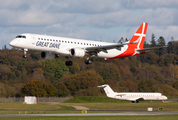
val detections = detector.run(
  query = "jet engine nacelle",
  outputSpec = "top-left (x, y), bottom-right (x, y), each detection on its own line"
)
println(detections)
top-left (70, 48), bottom-right (85, 57)
top-left (41, 52), bottom-right (56, 60)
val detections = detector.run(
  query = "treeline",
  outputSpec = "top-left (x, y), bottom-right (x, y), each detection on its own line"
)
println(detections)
top-left (1, 34), bottom-right (178, 97)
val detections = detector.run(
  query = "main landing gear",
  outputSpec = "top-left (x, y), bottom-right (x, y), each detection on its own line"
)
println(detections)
top-left (85, 58), bottom-right (93, 64)
top-left (65, 57), bottom-right (73, 66)
top-left (65, 60), bottom-right (73, 66)
top-left (65, 57), bottom-right (93, 66)
top-left (132, 100), bottom-right (139, 103)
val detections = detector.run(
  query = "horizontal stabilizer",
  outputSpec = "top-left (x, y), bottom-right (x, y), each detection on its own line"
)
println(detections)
top-left (136, 46), bottom-right (167, 53)
top-left (98, 84), bottom-right (116, 98)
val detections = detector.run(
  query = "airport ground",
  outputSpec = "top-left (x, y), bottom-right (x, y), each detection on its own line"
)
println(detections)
top-left (0, 98), bottom-right (178, 119)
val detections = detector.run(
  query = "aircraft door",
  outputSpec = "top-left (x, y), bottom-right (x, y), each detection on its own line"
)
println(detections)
top-left (31, 34), bottom-right (36, 44)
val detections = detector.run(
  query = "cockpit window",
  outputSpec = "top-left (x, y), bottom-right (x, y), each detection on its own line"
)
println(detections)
top-left (16, 35), bottom-right (26, 38)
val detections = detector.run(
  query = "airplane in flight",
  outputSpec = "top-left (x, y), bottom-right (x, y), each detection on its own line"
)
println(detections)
top-left (98, 84), bottom-right (167, 103)
top-left (9, 22), bottom-right (165, 66)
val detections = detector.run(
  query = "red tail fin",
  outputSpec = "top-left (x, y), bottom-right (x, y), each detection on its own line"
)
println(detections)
top-left (129, 22), bottom-right (148, 49)
top-left (106, 23), bottom-right (148, 60)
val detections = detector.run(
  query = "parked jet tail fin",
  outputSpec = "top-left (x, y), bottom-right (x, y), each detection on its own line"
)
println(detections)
top-left (98, 84), bottom-right (116, 98)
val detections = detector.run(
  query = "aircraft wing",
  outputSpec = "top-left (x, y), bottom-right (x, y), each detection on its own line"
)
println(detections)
top-left (116, 94), bottom-right (126, 97)
top-left (85, 42), bottom-right (137, 53)
top-left (136, 46), bottom-right (167, 53)
top-left (127, 97), bottom-right (142, 101)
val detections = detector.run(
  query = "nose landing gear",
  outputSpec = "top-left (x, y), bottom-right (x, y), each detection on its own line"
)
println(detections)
top-left (23, 49), bottom-right (28, 58)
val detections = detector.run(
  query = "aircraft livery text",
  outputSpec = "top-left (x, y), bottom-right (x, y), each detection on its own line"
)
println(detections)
top-left (36, 41), bottom-right (60, 49)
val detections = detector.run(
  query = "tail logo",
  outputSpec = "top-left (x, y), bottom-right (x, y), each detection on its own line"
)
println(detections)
top-left (107, 22), bottom-right (148, 59)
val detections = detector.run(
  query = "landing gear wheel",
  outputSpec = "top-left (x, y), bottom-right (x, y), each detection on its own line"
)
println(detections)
top-left (65, 60), bottom-right (73, 66)
top-left (85, 58), bottom-right (93, 64)
top-left (23, 55), bottom-right (26, 58)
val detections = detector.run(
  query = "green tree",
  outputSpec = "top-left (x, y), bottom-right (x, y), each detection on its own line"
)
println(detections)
top-left (120, 80), bottom-right (138, 92)
top-left (63, 70), bottom-right (104, 96)
top-left (68, 62), bottom-right (80, 74)
top-left (30, 52), bottom-right (40, 61)
top-left (44, 59), bottom-right (69, 80)
top-left (173, 81), bottom-right (178, 91)
top-left (139, 52), bottom-right (159, 64)
top-left (53, 82), bottom-right (70, 97)
top-left (167, 37), bottom-right (176, 54)
top-left (21, 79), bottom-right (57, 97)
top-left (164, 54), bottom-right (175, 66)
top-left (138, 80), bottom-right (157, 92)
top-left (150, 33), bottom-right (157, 47)
top-left (0, 82), bottom-right (6, 97)
top-left (0, 65), bottom-right (11, 81)
top-left (156, 36), bottom-right (166, 56)
top-left (88, 62), bottom-right (121, 81)
top-left (160, 84), bottom-right (178, 96)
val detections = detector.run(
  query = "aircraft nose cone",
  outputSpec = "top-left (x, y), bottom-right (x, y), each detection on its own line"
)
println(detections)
top-left (9, 40), bottom-right (17, 47)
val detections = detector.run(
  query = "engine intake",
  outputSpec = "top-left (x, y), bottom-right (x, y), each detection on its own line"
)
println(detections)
top-left (70, 48), bottom-right (85, 57)
top-left (41, 52), bottom-right (56, 60)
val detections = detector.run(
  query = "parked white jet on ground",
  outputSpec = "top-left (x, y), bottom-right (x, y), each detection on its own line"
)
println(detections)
top-left (9, 23), bottom-right (165, 66)
top-left (98, 84), bottom-right (167, 103)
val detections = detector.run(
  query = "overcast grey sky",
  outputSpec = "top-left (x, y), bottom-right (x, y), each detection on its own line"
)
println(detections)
top-left (1, 0), bottom-right (178, 48)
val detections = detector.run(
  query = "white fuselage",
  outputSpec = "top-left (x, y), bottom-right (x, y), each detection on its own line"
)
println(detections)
top-left (98, 84), bottom-right (167, 102)
top-left (10, 33), bottom-right (128, 58)
top-left (112, 92), bottom-right (167, 101)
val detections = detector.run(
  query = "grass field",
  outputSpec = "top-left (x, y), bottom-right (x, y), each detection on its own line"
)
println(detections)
top-left (0, 96), bottom-right (177, 119)
top-left (0, 101), bottom-right (177, 114)
top-left (1, 115), bottom-right (178, 120)
top-left (0, 102), bottom-right (178, 113)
